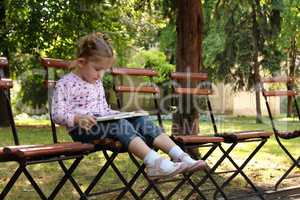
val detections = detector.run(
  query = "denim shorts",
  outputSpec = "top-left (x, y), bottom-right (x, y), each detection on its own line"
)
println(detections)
top-left (69, 116), bottom-right (162, 150)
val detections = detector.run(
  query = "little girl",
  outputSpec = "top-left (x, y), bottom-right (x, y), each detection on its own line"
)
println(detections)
top-left (52, 32), bottom-right (206, 178)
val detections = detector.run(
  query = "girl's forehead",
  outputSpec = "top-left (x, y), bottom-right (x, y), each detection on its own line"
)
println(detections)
top-left (90, 56), bottom-right (115, 68)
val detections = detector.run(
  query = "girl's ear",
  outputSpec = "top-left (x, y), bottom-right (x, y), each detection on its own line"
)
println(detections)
top-left (77, 58), bottom-right (87, 67)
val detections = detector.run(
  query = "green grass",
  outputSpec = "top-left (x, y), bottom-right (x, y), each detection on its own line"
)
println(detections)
top-left (0, 116), bottom-right (299, 199)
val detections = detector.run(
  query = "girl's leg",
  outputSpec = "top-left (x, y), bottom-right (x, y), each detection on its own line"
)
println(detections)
top-left (153, 133), bottom-right (177, 153)
top-left (70, 117), bottom-right (187, 176)
top-left (154, 134), bottom-right (207, 172)
top-left (127, 117), bottom-right (207, 172)
top-left (128, 137), bottom-right (151, 159)
top-left (97, 118), bottom-right (187, 176)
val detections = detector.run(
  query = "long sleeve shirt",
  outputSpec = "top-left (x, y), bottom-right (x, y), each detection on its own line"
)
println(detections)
top-left (51, 72), bottom-right (117, 128)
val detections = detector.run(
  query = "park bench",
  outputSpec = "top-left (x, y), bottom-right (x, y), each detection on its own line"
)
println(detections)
top-left (261, 76), bottom-right (300, 191)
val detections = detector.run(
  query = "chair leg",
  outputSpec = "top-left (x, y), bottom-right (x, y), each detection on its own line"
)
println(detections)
top-left (204, 168), bottom-right (228, 200)
top-left (57, 160), bottom-right (87, 199)
top-left (121, 153), bottom-right (166, 200)
top-left (275, 157), bottom-right (300, 191)
top-left (22, 165), bottom-right (48, 200)
top-left (213, 141), bottom-right (266, 200)
top-left (102, 151), bottom-right (140, 199)
top-left (84, 151), bottom-right (119, 197)
top-left (166, 144), bottom-right (221, 200)
top-left (184, 144), bottom-right (236, 200)
top-left (48, 157), bottom-right (83, 200)
top-left (0, 166), bottom-right (23, 199)
top-left (183, 173), bottom-right (208, 200)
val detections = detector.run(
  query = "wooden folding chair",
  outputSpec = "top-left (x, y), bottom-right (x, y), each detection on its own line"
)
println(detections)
top-left (41, 58), bottom-right (141, 200)
top-left (169, 72), bottom-right (271, 200)
top-left (261, 76), bottom-right (300, 190)
top-left (110, 68), bottom-right (227, 200)
top-left (168, 72), bottom-right (230, 200)
top-left (0, 58), bottom-right (94, 200)
top-left (110, 67), bottom-right (170, 200)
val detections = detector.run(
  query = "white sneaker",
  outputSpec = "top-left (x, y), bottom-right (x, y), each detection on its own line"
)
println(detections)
top-left (146, 158), bottom-right (187, 179)
top-left (176, 153), bottom-right (208, 173)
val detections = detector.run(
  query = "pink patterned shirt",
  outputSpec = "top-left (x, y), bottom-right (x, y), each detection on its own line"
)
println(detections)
top-left (51, 72), bottom-right (117, 128)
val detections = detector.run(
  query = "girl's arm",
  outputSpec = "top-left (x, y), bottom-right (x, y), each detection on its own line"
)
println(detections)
top-left (51, 83), bottom-right (76, 127)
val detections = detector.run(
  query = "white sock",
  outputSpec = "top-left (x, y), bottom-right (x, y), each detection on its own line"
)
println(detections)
top-left (144, 150), bottom-right (175, 172)
top-left (169, 145), bottom-right (197, 165)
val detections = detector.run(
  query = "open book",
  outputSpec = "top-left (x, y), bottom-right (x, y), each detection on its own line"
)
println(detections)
top-left (95, 111), bottom-right (149, 122)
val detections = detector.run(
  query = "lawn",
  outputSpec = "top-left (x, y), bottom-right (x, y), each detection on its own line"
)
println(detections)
top-left (0, 116), bottom-right (299, 199)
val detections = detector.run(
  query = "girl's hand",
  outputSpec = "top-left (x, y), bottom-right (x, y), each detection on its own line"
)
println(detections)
top-left (74, 114), bottom-right (97, 131)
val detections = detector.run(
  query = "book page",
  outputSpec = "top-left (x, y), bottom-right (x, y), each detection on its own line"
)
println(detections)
top-left (96, 111), bottom-right (149, 122)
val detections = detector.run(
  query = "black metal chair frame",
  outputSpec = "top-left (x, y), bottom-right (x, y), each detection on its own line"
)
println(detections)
top-left (168, 72), bottom-right (234, 200)
top-left (42, 58), bottom-right (144, 200)
top-left (110, 68), bottom-right (227, 200)
top-left (169, 72), bottom-right (270, 200)
top-left (0, 57), bottom-right (93, 200)
top-left (261, 76), bottom-right (300, 191)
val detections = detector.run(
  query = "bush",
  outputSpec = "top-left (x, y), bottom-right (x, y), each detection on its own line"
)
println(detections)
top-left (127, 49), bottom-right (175, 85)
top-left (9, 53), bottom-right (48, 114)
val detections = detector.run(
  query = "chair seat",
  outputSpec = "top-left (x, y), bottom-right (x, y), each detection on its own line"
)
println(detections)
top-left (218, 130), bottom-right (272, 143)
top-left (0, 145), bottom-right (40, 162)
top-left (3, 142), bottom-right (94, 160)
top-left (92, 138), bottom-right (125, 152)
top-left (277, 130), bottom-right (300, 139)
top-left (172, 135), bottom-right (224, 145)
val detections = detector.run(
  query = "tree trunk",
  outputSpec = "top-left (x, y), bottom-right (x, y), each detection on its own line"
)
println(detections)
top-left (172, 0), bottom-right (203, 158)
top-left (254, 56), bottom-right (262, 123)
top-left (251, 0), bottom-right (262, 124)
top-left (0, 0), bottom-right (10, 127)
top-left (287, 35), bottom-right (296, 117)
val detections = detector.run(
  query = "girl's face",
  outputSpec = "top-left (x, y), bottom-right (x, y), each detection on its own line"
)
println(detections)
top-left (76, 57), bottom-right (114, 84)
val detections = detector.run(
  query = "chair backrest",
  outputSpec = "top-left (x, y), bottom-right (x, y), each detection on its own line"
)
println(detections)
top-left (261, 76), bottom-right (299, 134)
top-left (40, 57), bottom-right (70, 143)
top-left (170, 72), bottom-right (217, 134)
top-left (0, 57), bottom-right (19, 145)
top-left (110, 67), bottom-right (163, 128)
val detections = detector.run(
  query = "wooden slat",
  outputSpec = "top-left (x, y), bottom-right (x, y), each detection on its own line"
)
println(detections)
top-left (277, 130), bottom-right (300, 139)
top-left (111, 67), bottom-right (158, 77)
top-left (3, 142), bottom-right (94, 159)
top-left (92, 138), bottom-right (123, 150)
top-left (115, 85), bottom-right (160, 94)
top-left (0, 57), bottom-right (8, 68)
top-left (263, 90), bottom-right (297, 97)
top-left (0, 79), bottom-right (13, 89)
top-left (173, 135), bottom-right (224, 144)
top-left (43, 80), bottom-right (57, 88)
top-left (219, 130), bottom-right (272, 142)
top-left (262, 76), bottom-right (294, 83)
top-left (174, 88), bottom-right (212, 95)
top-left (41, 58), bottom-right (70, 69)
top-left (171, 72), bottom-right (208, 81)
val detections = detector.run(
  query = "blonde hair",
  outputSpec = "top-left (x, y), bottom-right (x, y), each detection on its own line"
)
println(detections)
top-left (76, 32), bottom-right (114, 59)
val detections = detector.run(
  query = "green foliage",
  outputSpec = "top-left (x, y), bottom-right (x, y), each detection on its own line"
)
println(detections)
top-left (0, 0), bottom-right (169, 110)
top-left (212, 0), bottom-right (284, 90)
top-left (159, 24), bottom-right (176, 64)
top-left (127, 50), bottom-right (175, 85)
